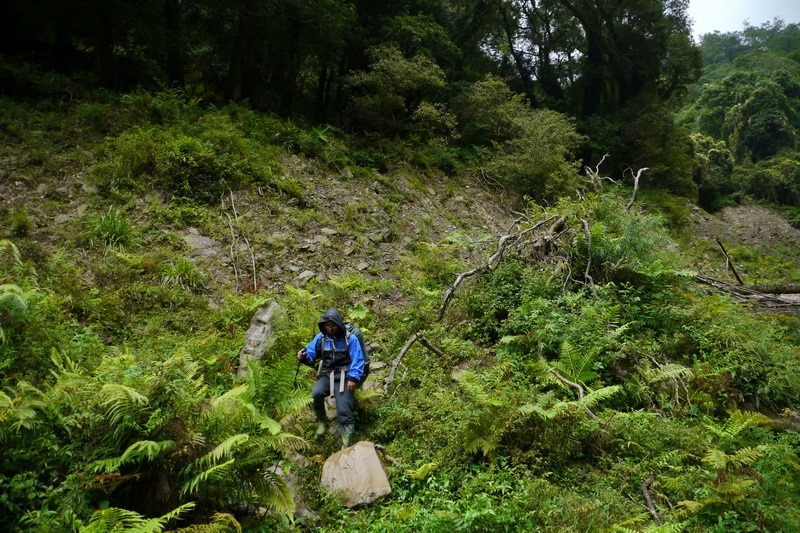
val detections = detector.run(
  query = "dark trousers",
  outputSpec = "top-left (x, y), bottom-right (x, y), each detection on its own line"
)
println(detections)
top-left (311, 370), bottom-right (355, 427)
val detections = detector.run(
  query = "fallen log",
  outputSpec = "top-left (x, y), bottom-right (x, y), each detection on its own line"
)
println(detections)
top-left (695, 274), bottom-right (800, 312)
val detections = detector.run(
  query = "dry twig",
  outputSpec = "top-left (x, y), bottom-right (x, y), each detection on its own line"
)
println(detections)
top-left (641, 474), bottom-right (663, 525)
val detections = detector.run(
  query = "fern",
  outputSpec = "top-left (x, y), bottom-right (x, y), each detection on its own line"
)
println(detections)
top-left (703, 410), bottom-right (772, 442)
top-left (0, 283), bottom-right (29, 343)
top-left (205, 433), bottom-right (250, 465)
top-left (519, 390), bottom-right (561, 420)
top-left (576, 384), bottom-right (621, 409)
top-left (101, 383), bottom-right (149, 425)
top-left (703, 445), bottom-right (769, 470)
top-left (171, 513), bottom-right (241, 533)
top-left (641, 363), bottom-right (693, 384)
top-left (0, 381), bottom-right (47, 437)
top-left (89, 439), bottom-right (176, 473)
top-left (251, 467), bottom-right (295, 517)
top-left (407, 462), bottom-right (439, 480)
top-left (81, 502), bottom-right (196, 533)
top-left (181, 459), bottom-right (236, 496)
top-left (552, 339), bottom-right (598, 384)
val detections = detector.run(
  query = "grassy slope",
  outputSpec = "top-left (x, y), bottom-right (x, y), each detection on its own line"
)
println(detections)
top-left (2, 92), bottom-right (800, 531)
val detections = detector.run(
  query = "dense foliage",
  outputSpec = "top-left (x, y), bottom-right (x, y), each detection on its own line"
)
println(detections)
top-left (1, 5), bottom-right (800, 533)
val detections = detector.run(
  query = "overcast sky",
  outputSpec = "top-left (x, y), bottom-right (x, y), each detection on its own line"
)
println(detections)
top-left (688, 0), bottom-right (800, 39)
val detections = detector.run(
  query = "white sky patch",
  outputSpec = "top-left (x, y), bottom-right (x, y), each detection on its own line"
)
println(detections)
top-left (688, 0), bottom-right (800, 39)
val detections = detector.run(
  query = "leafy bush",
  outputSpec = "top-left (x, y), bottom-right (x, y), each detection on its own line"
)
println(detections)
top-left (344, 45), bottom-right (446, 136)
top-left (455, 76), bottom-right (583, 201)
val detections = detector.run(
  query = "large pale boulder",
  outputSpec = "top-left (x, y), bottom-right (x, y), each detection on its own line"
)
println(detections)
top-left (237, 301), bottom-right (280, 377)
top-left (320, 441), bottom-right (391, 507)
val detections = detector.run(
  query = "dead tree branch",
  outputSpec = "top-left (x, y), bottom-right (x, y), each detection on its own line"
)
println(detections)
top-left (581, 218), bottom-right (595, 289)
top-left (714, 237), bottom-right (744, 285)
top-left (384, 333), bottom-right (445, 394)
top-left (417, 334), bottom-right (446, 358)
top-left (584, 154), bottom-right (615, 193)
top-left (437, 215), bottom-right (559, 321)
top-left (547, 368), bottom-right (598, 420)
top-left (750, 283), bottom-right (800, 294)
top-left (696, 274), bottom-right (800, 312)
top-left (641, 474), bottom-right (663, 525)
top-left (625, 167), bottom-right (648, 211)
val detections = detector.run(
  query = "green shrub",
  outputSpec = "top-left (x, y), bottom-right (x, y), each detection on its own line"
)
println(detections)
top-left (80, 208), bottom-right (135, 251)
top-left (159, 257), bottom-right (207, 292)
top-left (90, 110), bottom-right (291, 203)
top-left (456, 76), bottom-right (583, 201)
top-left (344, 45), bottom-right (446, 137)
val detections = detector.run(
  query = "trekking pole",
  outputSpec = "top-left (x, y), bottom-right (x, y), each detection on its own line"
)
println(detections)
top-left (293, 360), bottom-right (301, 387)
top-left (293, 348), bottom-right (306, 387)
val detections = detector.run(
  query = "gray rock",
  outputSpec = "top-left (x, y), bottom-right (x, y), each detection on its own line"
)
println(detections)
top-left (237, 301), bottom-right (281, 378)
top-left (184, 230), bottom-right (222, 258)
top-left (320, 441), bottom-right (391, 507)
top-left (298, 270), bottom-right (316, 283)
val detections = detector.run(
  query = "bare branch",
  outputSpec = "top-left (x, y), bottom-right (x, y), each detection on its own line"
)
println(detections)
top-left (547, 368), bottom-right (598, 420)
top-left (714, 237), bottom-right (744, 285)
top-left (581, 218), bottom-right (595, 290)
top-left (384, 333), bottom-right (420, 395)
top-left (641, 475), bottom-right (663, 525)
top-left (625, 167), bottom-right (648, 211)
top-left (584, 154), bottom-right (617, 192)
top-left (696, 274), bottom-right (800, 313)
top-left (437, 215), bottom-right (562, 321)
top-left (384, 333), bottom-right (448, 395)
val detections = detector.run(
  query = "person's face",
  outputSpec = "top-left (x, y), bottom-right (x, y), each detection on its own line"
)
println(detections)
top-left (324, 321), bottom-right (340, 335)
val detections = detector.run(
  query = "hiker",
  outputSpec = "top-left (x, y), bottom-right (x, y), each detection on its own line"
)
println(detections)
top-left (297, 307), bottom-right (365, 448)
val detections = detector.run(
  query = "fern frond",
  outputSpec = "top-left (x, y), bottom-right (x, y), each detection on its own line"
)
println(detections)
top-left (121, 439), bottom-right (175, 463)
top-left (729, 445), bottom-right (769, 467)
top-left (642, 363), bottom-right (693, 384)
top-left (210, 385), bottom-right (248, 409)
top-left (83, 507), bottom-right (146, 532)
top-left (554, 340), bottom-right (597, 383)
top-left (407, 462), bottom-right (439, 480)
top-left (273, 389), bottom-right (313, 417)
top-left (704, 410), bottom-right (772, 441)
top-left (653, 449), bottom-right (690, 468)
top-left (519, 391), bottom-right (563, 420)
top-left (181, 459), bottom-right (236, 496)
top-left (0, 390), bottom-right (13, 414)
top-left (101, 384), bottom-right (149, 426)
top-left (672, 499), bottom-right (711, 520)
top-left (354, 387), bottom-right (383, 401)
top-left (172, 513), bottom-right (241, 533)
top-left (577, 385), bottom-right (621, 409)
top-left (0, 381), bottom-right (47, 434)
top-left (239, 402), bottom-right (282, 435)
top-left (206, 433), bottom-right (250, 465)
top-left (713, 478), bottom-right (759, 499)
top-left (702, 448), bottom-right (729, 470)
top-left (89, 439), bottom-right (175, 473)
top-left (248, 432), bottom-right (307, 453)
top-left (252, 468), bottom-right (295, 517)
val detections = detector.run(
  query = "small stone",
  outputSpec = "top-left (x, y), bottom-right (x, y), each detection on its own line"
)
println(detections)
top-left (298, 270), bottom-right (316, 283)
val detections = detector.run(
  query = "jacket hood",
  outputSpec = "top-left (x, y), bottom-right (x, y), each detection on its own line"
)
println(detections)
top-left (318, 307), bottom-right (346, 335)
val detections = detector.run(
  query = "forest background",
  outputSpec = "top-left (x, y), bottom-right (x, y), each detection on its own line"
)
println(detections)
top-left (2, 1), bottom-right (800, 531)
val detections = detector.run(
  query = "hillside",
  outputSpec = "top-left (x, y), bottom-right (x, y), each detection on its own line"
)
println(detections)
top-left (2, 94), bottom-right (800, 532)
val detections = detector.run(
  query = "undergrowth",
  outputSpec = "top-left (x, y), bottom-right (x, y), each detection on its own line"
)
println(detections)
top-left (1, 91), bottom-right (799, 532)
